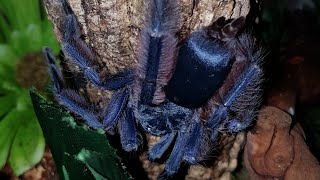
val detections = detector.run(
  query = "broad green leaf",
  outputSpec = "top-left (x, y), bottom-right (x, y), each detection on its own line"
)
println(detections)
top-left (24, 24), bottom-right (42, 52)
top-left (9, 31), bottom-right (25, 57)
top-left (0, 15), bottom-right (11, 42)
top-left (30, 90), bottom-right (132, 180)
top-left (0, 63), bottom-right (16, 88)
top-left (0, 44), bottom-right (18, 66)
top-left (0, 94), bottom-right (17, 117)
top-left (63, 153), bottom-right (97, 180)
top-left (76, 149), bottom-right (130, 180)
top-left (0, 92), bottom-right (44, 175)
top-left (0, 0), bottom-right (59, 177)
top-left (0, 81), bottom-right (20, 94)
top-left (0, 109), bottom-right (23, 169)
top-left (41, 20), bottom-right (60, 54)
top-left (0, 0), bottom-right (41, 31)
top-left (8, 115), bottom-right (45, 176)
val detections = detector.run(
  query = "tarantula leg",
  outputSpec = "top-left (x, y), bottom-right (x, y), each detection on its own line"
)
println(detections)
top-left (207, 106), bottom-right (227, 129)
top-left (62, 14), bottom-right (133, 90)
top-left (207, 106), bottom-right (228, 141)
top-left (148, 132), bottom-right (176, 160)
top-left (227, 111), bottom-right (255, 132)
top-left (183, 120), bottom-right (207, 164)
top-left (103, 89), bottom-right (129, 134)
top-left (56, 90), bottom-right (103, 129)
top-left (117, 107), bottom-right (139, 151)
top-left (223, 63), bottom-right (262, 108)
top-left (164, 131), bottom-right (189, 176)
top-left (101, 69), bottom-right (134, 90)
top-left (43, 47), bottom-right (64, 93)
top-left (222, 41), bottom-right (264, 132)
top-left (43, 47), bottom-right (103, 129)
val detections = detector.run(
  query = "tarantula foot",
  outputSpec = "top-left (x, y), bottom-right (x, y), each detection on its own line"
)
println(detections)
top-left (227, 119), bottom-right (245, 132)
top-left (118, 107), bottom-right (140, 152)
top-left (122, 142), bottom-right (139, 152)
top-left (183, 155), bottom-right (197, 164)
top-left (183, 121), bottom-right (204, 164)
top-left (104, 126), bottom-right (115, 135)
top-left (148, 133), bottom-right (176, 160)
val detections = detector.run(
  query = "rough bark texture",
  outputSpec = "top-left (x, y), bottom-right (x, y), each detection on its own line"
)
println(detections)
top-left (43, 0), bottom-right (251, 179)
top-left (43, 0), bottom-right (250, 74)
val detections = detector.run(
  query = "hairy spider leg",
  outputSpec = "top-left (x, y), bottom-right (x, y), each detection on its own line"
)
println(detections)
top-left (43, 47), bottom-right (103, 129)
top-left (117, 107), bottom-right (140, 151)
top-left (183, 118), bottom-right (208, 164)
top-left (207, 106), bottom-right (228, 141)
top-left (135, 0), bottom-right (179, 105)
top-left (102, 88), bottom-right (129, 134)
top-left (148, 132), bottom-right (177, 160)
top-left (223, 33), bottom-right (264, 132)
top-left (62, 14), bottom-right (134, 90)
top-left (227, 111), bottom-right (255, 132)
top-left (207, 34), bottom-right (264, 133)
top-left (224, 63), bottom-right (263, 132)
top-left (164, 130), bottom-right (189, 176)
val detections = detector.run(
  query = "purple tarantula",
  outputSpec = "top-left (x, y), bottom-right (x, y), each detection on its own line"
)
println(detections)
top-left (43, 0), bottom-right (264, 177)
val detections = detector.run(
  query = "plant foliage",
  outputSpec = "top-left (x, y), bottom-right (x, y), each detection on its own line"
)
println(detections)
top-left (0, 0), bottom-right (59, 175)
top-left (30, 91), bottom-right (132, 180)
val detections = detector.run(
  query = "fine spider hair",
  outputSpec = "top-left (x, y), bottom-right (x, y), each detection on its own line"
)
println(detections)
top-left (43, 0), bottom-right (265, 178)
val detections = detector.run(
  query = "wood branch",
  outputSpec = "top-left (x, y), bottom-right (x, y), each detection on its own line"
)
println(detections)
top-left (244, 106), bottom-right (320, 180)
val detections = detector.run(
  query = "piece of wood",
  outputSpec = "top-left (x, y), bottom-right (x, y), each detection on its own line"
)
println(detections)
top-left (244, 106), bottom-right (320, 180)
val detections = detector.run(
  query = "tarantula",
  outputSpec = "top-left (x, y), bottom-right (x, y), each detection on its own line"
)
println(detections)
top-left (43, 0), bottom-right (264, 177)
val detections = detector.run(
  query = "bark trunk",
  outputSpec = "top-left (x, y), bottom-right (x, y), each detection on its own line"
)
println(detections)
top-left (43, 0), bottom-right (250, 73)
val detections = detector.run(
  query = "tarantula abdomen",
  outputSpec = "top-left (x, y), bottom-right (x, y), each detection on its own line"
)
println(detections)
top-left (165, 17), bottom-right (246, 108)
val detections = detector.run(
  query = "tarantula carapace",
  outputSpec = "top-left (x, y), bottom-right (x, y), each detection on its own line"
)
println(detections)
top-left (43, 0), bottom-right (264, 177)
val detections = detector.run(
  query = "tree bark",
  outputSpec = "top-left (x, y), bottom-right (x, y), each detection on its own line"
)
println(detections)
top-left (43, 0), bottom-right (250, 73)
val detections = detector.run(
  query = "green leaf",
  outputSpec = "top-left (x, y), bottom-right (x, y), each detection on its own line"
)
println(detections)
top-left (0, 44), bottom-right (18, 67)
top-left (0, 15), bottom-right (11, 42)
top-left (76, 149), bottom-right (128, 180)
top-left (30, 90), bottom-right (132, 180)
top-left (0, 109), bottom-right (23, 169)
top-left (63, 153), bottom-right (97, 180)
top-left (8, 115), bottom-right (45, 176)
top-left (24, 24), bottom-right (42, 53)
top-left (41, 20), bottom-right (60, 54)
top-left (0, 92), bottom-right (45, 175)
top-left (0, 94), bottom-right (17, 118)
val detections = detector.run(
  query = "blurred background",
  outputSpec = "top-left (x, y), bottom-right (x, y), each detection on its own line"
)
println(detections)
top-left (0, 0), bottom-right (319, 179)
top-left (0, 0), bottom-right (59, 179)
